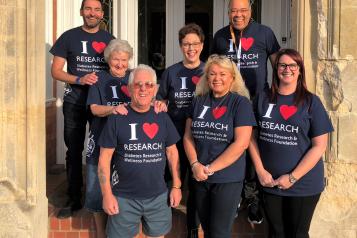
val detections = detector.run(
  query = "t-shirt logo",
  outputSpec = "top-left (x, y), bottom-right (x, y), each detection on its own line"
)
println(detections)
top-left (212, 106), bottom-right (227, 119)
top-left (92, 41), bottom-right (107, 53)
top-left (121, 85), bottom-right (130, 97)
top-left (143, 123), bottom-right (159, 139)
top-left (192, 76), bottom-right (200, 85)
top-left (280, 105), bottom-right (297, 120)
top-left (241, 37), bottom-right (254, 51)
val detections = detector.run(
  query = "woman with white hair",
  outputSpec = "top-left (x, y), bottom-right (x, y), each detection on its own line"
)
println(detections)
top-left (183, 54), bottom-right (256, 237)
top-left (85, 38), bottom-right (133, 238)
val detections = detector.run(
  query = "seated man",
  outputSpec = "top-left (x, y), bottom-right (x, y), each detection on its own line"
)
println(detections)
top-left (98, 64), bottom-right (182, 238)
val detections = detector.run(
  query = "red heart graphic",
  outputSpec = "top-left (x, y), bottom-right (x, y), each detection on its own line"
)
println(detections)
top-left (92, 41), bottom-right (106, 53)
top-left (192, 76), bottom-right (200, 85)
top-left (121, 85), bottom-right (130, 97)
top-left (241, 37), bottom-right (254, 51)
top-left (212, 106), bottom-right (227, 119)
top-left (143, 123), bottom-right (159, 139)
top-left (280, 105), bottom-right (297, 120)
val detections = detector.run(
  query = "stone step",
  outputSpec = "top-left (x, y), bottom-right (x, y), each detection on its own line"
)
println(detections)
top-left (48, 203), bottom-right (265, 238)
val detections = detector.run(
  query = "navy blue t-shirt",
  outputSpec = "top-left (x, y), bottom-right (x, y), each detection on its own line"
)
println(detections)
top-left (157, 61), bottom-right (205, 135)
top-left (86, 70), bottom-right (131, 165)
top-left (98, 107), bottom-right (180, 199)
top-left (211, 21), bottom-right (280, 98)
top-left (188, 92), bottom-right (256, 183)
top-left (50, 27), bottom-right (115, 105)
top-left (254, 91), bottom-right (333, 196)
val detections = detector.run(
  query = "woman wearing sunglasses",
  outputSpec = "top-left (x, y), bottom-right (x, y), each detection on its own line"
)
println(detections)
top-left (249, 48), bottom-right (333, 238)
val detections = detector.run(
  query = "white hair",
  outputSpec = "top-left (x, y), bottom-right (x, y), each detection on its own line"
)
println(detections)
top-left (128, 64), bottom-right (157, 86)
top-left (104, 39), bottom-right (133, 62)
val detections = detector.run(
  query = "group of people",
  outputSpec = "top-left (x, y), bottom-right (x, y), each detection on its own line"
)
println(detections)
top-left (50, 0), bottom-right (333, 238)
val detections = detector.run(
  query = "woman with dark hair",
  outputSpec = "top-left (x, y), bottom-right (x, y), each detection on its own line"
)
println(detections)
top-left (249, 48), bottom-right (333, 238)
top-left (156, 23), bottom-right (205, 238)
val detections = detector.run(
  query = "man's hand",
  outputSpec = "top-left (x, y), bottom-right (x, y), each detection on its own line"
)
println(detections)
top-left (170, 188), bottom-right (182, 208)
top-left (79, 72), bottom-right (98, 85)
top-left (102, 193), bottom-right (119, 215)
top-left (113, 104), bottom-right (128, 115)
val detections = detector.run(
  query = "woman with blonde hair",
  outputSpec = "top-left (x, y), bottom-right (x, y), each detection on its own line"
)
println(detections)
top-left (184, 54), bottom-right (256, 237)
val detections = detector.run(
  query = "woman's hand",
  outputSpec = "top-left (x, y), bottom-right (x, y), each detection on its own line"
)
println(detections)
top-left (153, 100), bottom-right (168, 113)
top-left (192, 162), bottom-right (208, 181)
top-left (102, 193), bottom-right (119, 215)
top-left (274, 174), bottom-right (293, 190)
top-left (256, 168), bottom-right (276, 187)
top-left (113, 104), bottom-right (128, 115)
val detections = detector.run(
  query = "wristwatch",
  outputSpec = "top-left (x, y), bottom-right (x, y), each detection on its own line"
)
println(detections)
top-left (289, 173), bottom-right (297, 184)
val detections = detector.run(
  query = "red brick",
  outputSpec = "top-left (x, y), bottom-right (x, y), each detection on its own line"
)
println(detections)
top-left (71, 217), bottom-right (82, 230)
top-left (81, 217), bottom-right (92, 229)
top-left (67, 232), bottom-right (80, 238)
top-left (48, 231), bottom-right (53, 238)
top-left (50, 217), bottom-right (60, 230)
top-left (79, 231), bottom-right (96, 238)
top-left (53, 231), bottom-right (66, 238)
top-left (60, 218), bottom-right (71, 230)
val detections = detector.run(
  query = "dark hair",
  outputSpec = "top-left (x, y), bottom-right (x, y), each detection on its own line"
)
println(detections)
top-left (178, 23), bottom-right (205, 45)
top-left (228, 0), bottom-right (254, 9)
top-left (270, 48), bottom-right (312, 106)
top-left (80, 0), bottom-right (103, 10)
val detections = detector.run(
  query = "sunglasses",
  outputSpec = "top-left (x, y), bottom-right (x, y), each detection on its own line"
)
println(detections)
top-left (133, 81), bottom-right (156, 89)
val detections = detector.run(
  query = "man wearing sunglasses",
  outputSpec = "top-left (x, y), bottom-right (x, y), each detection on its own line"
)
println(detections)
top-left (211, 0), bottom-right (280, 225)
top-left (97, 64), bottom-right (182, 238)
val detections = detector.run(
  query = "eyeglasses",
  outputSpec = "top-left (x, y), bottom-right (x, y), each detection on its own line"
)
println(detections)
top-left (133, 81), bottom-right (155, 89)
top-left (277, 63), bottom-right (299, 71)
top-left (181, 42), bottom-right (202, 49)
top-left (229, 8), bottom-right (250, 14)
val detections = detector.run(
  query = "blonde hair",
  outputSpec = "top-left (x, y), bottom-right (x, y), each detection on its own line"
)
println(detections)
top-left (195, 54), bottom-right (250, 99)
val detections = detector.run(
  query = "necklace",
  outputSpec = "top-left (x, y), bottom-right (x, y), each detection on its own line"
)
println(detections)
top-left (211, 92), bottom-right (230, 109)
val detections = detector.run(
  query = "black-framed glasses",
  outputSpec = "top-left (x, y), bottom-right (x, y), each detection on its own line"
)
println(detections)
top-left (133, 81), bottom-right (155, 89)
top-left (277, 63), bottom-right (299, 71)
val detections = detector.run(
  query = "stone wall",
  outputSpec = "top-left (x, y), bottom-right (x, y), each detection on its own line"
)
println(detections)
top-left (294, 1), bottom-right (357, 237)
top-left (0, 0), bottom-right (47, 237)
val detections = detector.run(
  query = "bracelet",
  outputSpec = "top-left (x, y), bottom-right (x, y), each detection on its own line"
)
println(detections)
top-left (190, 160), bottom-right (199, 170)
top-left (75, 76), bottom-right (81, 85)
top-left (205, 164), bottom-right (214, 176)
top-left (172, 186), bottom-right (181, 189)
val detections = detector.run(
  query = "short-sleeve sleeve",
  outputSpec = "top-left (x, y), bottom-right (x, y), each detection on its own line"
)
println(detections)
top-left (309, 95), bottom-right (334, 137)
top-left (233, 97), bottom-right (257, 127)
top-left (87, 83), bottom-right (101, 106)
top-left (49, 33), bottom-right (69, 58)
top-left (265, 27), bottom-right (280, 56)
top-left (98, 115), bottom-right (118, 148)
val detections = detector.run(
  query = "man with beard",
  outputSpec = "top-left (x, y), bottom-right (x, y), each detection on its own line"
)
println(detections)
top-left (50, 0), bottom-right (115, 219)
top-left (211, 0), bottom-right (280, 225)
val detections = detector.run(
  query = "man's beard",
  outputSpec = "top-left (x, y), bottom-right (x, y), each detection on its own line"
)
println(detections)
top-left (83, 16), bottom-right (102, 29)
